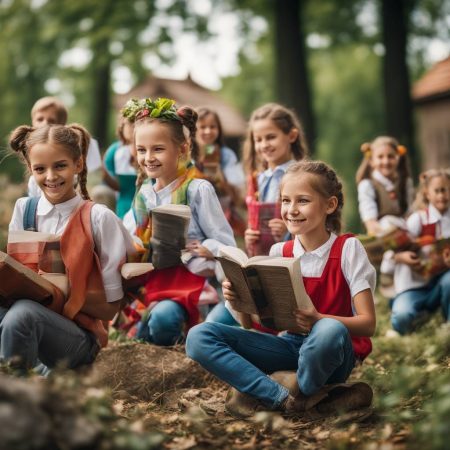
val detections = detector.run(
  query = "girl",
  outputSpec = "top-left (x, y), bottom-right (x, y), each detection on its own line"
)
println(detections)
top-left (356, 136), bottom-right (414, 288)
top-left (243, 103), bottom-right (308, 257)
top-left (195, 107), bottom-right (246, 226)
top-left (102, 114), bottom-right (137, 218)
top-left (122, 98), bottom-right (236, 346)
top-left (187, 161), bottom-right (376, 415)
top-left (391, 169), bottom-right (450, 334)
top-left (1, 123), bottom-right (135, 372)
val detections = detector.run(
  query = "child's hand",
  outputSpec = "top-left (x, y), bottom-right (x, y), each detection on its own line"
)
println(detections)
top-left (186, 240), bottom-right (214, 260)
top-left (245, 228), bottom-right (260, 246)
top-left (443, 248), bottom-right (450, 268)
top-left (365, 219), bottom-right (382, 236)
top-left (268, 218), bottom-right (288, 242)
top-left (395, 251), bottom-right (421, 268)
top-left (222, 279), bottom-right (238, 304)
top-left (294, 307), bottom-right (322, 333)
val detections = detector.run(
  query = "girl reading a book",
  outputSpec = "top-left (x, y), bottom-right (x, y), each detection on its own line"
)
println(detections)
top-left (356, 136), bottom-right (414, 290)
top-left (243, 103), bottom-right (308, 258)
top-left (391, 168), bottom-right (450, 334)
top-left (121, 98), bottom-right (236, 346)
top-left (195, 107), bottom-right (246, 234)
top-left (187, 160), bottom-right (376, 416)
top-left (1, 123), bottom-right (134, 372)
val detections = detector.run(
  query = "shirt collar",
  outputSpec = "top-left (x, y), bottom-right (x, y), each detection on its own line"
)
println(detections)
top-left (36, 194), bottom-right (82, 217)
top-left (262, 159), bottom-right (295, 178)
top-left (293, 233), bottom-right (337, 258)
top-left (428, 203), bottom-right (444, 222)
top-left (372, 170), bottom-right (395, 191)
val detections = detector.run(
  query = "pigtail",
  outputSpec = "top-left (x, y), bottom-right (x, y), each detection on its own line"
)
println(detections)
top-left (68, 123), bottom-right (91, 201)
top-left (9, 125), bottom-right (35, 165)
top-left (242, 127), bottom-right (259, 175)
top-left (355, 143), bottom-right (372, 184)
top-left (177, 106), bottom-right (199, 162)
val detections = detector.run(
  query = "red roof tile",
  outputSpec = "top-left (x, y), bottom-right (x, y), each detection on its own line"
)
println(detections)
top-left (413, 56), bottom-right (450, 101)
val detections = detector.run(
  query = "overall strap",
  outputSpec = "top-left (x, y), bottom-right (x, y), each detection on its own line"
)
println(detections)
top-left (282, 240), bottom-right (295, 257)
top-left (329, 233), bottom-right (354, 259)
top-left (23, 197), bottom-right (40, 231)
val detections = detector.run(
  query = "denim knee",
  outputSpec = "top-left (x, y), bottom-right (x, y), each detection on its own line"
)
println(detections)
top-left (310, 318), bottom-right (348, 353)
top-left (186, 322), bottom-right (218, 362)
top-left (391, 295), bottom-right (415, 335)
top-left (148, 303), bottom-right (185, 346)
top-left (0, 300), bottom-right (38, 334)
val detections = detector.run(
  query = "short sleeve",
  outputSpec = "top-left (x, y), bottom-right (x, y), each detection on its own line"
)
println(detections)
top-left (8, 197), bottom-right (28, 232)
top-left (406, 211), bottom-right (422, 238)
top-left (341, 237), bottom-right (377, 298)
top-left (86, 138), bottom-right (102, 172)
top-left (269, 242), bottom-right (284, 257)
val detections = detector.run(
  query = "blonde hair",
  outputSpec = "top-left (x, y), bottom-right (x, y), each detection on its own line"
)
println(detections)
top-left (31, 97), bottom-right (68, 124)
top-left (413, 168), bottom-right (450, 211)
top-left (281, 160), bottom-right (344, 234)
top-left (356, 136), bottom-right (411, 215)
top-left (9, 124), bottom-right (91, 200)
top-left (243, 103), bottom-right (308, 175)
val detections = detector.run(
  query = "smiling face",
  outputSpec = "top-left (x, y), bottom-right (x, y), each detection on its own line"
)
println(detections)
top-left (135, 121), bottom-right (186, 189)
top-left (426, 175), bottom-right (450, 213)
top-left (252, 118), bottom-right (297, 170)
top-left (281, 173), bottom-right (337, 242)
top-left (28, 142), bottom-right (83, 204)
top-left (196, 113), bottom-right (220, 147)
top-left (369, 144), bottom-right (399, 180)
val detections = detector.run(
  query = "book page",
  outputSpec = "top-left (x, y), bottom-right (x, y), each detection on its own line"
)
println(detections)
top-left (121, 263), bottom-right (154, 280)
top-left (218, 246), bottom-right (249, 266)
top-left (152, 204), bottom-right (191, 219)
top-left (216, 257), bottom-right (258, 315)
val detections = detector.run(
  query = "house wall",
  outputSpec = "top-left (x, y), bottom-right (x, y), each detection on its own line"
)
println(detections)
top-left (415, 98), bottom-right (450, 170)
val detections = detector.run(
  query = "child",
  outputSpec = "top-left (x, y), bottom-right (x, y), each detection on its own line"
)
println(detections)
top-left (27, 96), bottom-right (103, 197)
top-left (1, 123), bottom-right (135, 372)
top-left (121, 98), bottom-right (236, 346)
top-left (356, 136), bottom-right (414, 288)
top-left (391, 169), bottom-right (450, 334)
top-left (187, 160), bottom-right (376, 416)
top-left (243, 103), bottom-right (308, 257)
top-left (195, 107), bottom-right (246, 232)
top-left (102, 114), bottom-right (137, 218)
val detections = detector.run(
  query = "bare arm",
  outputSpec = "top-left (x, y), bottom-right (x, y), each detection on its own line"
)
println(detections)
top-left (295, 288), bottom-right (376, 337)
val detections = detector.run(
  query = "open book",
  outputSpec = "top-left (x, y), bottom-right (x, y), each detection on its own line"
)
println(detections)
top-left (217, 246), bottom-right (313, 332)
top-left (150, 204), bottom-right (191, 269)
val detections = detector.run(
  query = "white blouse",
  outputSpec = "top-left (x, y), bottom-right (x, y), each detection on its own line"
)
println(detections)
top-left (257, 160), bottom-right (295, 203)
top-left (394, 204), bottom-right (450, 295)
top-left (9, 194), bottom-right (135, 303)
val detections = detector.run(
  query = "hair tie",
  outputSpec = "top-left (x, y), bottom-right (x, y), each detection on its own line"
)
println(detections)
top-left (360, 143), bottom-right (371, 158)
top-left (397, 145), bottom-right (407, 156)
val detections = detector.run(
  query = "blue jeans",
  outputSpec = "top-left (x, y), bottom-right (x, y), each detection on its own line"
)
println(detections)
top-left (137, 299), bottom-right (188, 346)
top-left (186, 318), bottom-right (355, 409)
top-left (205, 301), bottom-right (239, 326)
top-left (391, 270), bottom-right (450, 335)
top-left (0, 300), bottom-right (99, 371)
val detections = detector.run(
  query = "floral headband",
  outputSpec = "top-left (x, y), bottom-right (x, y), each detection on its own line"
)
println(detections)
top-left (121, 97), bottom-right (180, 122)
top-left (360, 142), bottom-right (407, 158)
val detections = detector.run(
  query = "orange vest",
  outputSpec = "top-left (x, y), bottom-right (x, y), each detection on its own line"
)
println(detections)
top-left (7, 201), bottom-right (109, 347)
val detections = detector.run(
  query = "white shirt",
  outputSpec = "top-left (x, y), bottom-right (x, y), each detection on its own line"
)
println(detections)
top-left (27, 138), bottom-right (103, 197)
top-left (9, 194), bottom-right (136, 303)
top-left (258, 160), bottom-right (295, 203)
top-left (357, 170), bottom-right (414, 222)
top-left (394, 204), bottom-right (450, 294)
top-left (123, 177), bottom-right (236, 256)
top-left (225, 233), bottom-right (376, 322)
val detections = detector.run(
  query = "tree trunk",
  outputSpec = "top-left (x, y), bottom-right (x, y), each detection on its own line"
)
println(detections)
top-left (273, 0), bottom-right (316, 154)
top-left (381, 0), bottom-right (416, 169)
top-left (91, 54), bottom-right (111, 151)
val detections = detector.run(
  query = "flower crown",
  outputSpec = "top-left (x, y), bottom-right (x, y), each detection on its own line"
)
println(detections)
top-left (121, 97), bottom-right (179, 122)
top-left (360, 142), bottom-right (407, 158)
